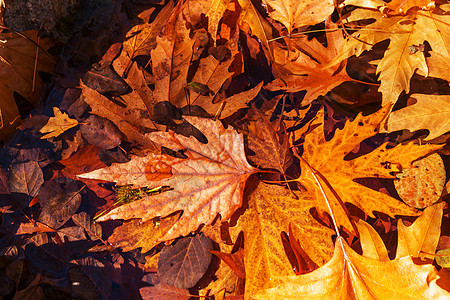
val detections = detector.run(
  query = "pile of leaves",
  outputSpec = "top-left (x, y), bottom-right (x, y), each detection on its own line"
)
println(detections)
top-left (0, 0), bottom-right (449, 298)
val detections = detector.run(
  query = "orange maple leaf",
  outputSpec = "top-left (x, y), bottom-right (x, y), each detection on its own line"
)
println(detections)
top-left (78, 117), bottom-right (257, 240)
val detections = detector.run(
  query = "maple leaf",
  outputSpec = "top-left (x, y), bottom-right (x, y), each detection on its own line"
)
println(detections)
top-left (262, 0), bottom-right (334, 34)
top-left (328, 3), bottom-right (450, 105)
top-left (256, 238), bottom-right (449, 299)
top-left (39, 107), bottom-right (78, 139)
top-left (0, 30), bottom-right (55, 141)
top-left (78, 117), bottom-right (257, 240)
top-left (385, 94), bottom-right (450, 141)
top-left (266, 20), bottom-right (352, 105)
top-left (229, 182), bottom-right (334, 297)
top-left (255, 204), bottom-right (448, 299)
top-left (385, 0), bottom-right (435, 15)
top-left (298, 105), bottom-right (441, 231)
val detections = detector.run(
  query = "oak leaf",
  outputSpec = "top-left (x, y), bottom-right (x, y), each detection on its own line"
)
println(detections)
top-left (327, 4), bottom-right (450, 105)
top-left (385, 94), bottom-right (450, 141)
top-left (298, 105), bottom-right (441, 232)
top-left (78, 117), bottom-right (257, 240)
top-left (39, 107), bottom-right (78, 139)
top-left (262, 0), bottom-right (334, 34)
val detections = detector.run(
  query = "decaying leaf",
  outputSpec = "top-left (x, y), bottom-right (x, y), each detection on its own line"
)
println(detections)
top-left (394, 153), bottom-right (445, 209)
top-left (78, 117), bottom-right (257, 240)
top-left (158, 234), bottom-right (213, 289)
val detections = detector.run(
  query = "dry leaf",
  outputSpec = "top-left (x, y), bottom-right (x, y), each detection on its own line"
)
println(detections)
top-left (327, 4), bottom-right (450, 105)
top-left (262, 0), bottom-right (334, 34)
top-left (396, 202), bottom-right (444, 260)
top-left (266, 20), bottom-right (351, 105)
top-left (298, 106), bottom-right (441, 232)
top-left (39, 107), bottom-right (78, 139)
top-left (0, 30), bottom-right (55, 140)
top-left (394, 153), bottom-right (445, 209)
top-left (385, 94), bottom-right (450, 141)
top-left (254, 236), bottom-right (449, 299)
top-left (229, 182), bottom-right (334, 297)
top-left (78, 117), bottom-right (257, 240)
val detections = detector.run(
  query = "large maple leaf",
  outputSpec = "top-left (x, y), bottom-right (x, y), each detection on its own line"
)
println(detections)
top-left (78, 117), bottom-right (257, 241)
top-left (328, 3), bottom-right (450, 105)
top-left (298, 105), bottom-right (441, 231)
top-left (229, 182), bottom-right (334, 298)
top-left (254, 236), bottom-right (449, 299)
top-left (252, 188), bottom-right (448, 299)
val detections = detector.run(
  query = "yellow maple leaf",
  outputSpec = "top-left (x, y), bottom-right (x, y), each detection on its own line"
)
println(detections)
top-left (328, 3), bottom-right (450, 105)
top-left (298, 105), bottom-right (441, 232)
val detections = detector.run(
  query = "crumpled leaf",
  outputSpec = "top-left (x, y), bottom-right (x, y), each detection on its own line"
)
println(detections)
top-left (385, 94), bottom-right (450, 141)
top-left (298, 105), bottom-right (441, 232)
top-left (255, 236), bottom-right (449, 299)
top-left (158, 234), bottom-right (213, 289)
top-left (394, 153), bottom-right (445, 209)
top-left (78, 117), bottom-right (257, 240)
top-left (39, 107), bottom-right (78, 139)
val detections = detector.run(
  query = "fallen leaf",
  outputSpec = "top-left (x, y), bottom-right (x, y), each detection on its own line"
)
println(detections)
top-left (140, 282), bottom-right (191, 300)
top-left (262, 0), bottom-right (334, 34)
top-left (211, 248), bottom-right (246, 279)
top-left (0, 30), bottom-right (55, 141)
top-left (327, 4), bottom-right (450, 105)
top-left (39, 107), bottom-right (78, 139)
top-left (266, 20), bottom-right (351, 105)
top-left (254, 236), bottom-right (449, 299)
top-left (78, 117), bottom-right (257, 240)
top-left (8, 161), bottom-right (43, 197)
top-left (355, 219), bottom-right (390, 261)
top-left (298, 106), bottom-right (440, 232)
top-left (385, 94), bottom-right (450, 141)
top-left (385, 0), bottom-right (435, 14)
top-left (229, 182), bottom-right (334, 297)
top-left (394, 153), bottom-right (445, 208)
top-left (396, 202), bottom-right (444, 260)
top-left (436, 249), bottom-right (450, 269)
top-left (158, 234), bottom-right (213, 289)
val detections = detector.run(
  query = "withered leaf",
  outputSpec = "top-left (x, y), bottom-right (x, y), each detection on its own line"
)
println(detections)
top-left (158, 234), bottom-right (213, 289)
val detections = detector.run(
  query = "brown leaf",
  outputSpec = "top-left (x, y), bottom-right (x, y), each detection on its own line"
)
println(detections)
top-left (158, 234), bottom-right (214, 289)
top-left (0, 30), bottom-right (55, 141)
top-left (78, 117), bottom-right (257, 240)
top-left (140, 282), bottom-right (191, 300)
